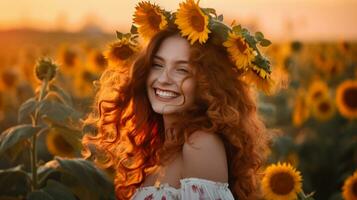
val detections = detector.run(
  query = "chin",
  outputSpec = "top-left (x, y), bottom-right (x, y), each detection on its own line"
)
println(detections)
top-left (151, 103), bottom-right (183, 115)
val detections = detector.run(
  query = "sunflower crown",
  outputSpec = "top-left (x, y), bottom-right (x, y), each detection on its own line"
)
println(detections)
top-left (107, 0), bottom-right (275, 94)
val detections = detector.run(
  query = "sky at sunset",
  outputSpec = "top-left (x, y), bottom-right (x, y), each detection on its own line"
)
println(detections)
top-left (1, 0), bottom-right (357, 41)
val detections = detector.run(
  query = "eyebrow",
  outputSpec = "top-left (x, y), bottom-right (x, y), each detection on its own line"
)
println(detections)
top-left (153, 55), bottom-right (189, 65)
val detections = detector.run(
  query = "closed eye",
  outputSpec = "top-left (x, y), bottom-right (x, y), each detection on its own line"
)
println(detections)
top-left (152, 63), bottom-right (163, 68)
top-left (177, 68), bottom-right (189, 73)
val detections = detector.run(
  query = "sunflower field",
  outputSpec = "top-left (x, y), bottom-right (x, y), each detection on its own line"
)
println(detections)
top-left (0, 28), bottom-right (356, 200)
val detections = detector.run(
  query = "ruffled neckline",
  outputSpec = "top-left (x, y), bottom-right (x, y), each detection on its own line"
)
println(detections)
top-left (136, 177), bottom-right (229, 193)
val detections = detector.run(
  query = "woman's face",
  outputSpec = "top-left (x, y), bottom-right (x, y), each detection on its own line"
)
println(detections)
top-left (146, 35), bottom-right (196, 115)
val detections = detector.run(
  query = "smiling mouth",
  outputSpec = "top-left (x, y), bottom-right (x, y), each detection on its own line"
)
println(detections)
top-left (154, 88), bottom-right (180, 99)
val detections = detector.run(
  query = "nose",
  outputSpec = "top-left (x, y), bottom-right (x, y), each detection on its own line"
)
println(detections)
top-left (157, 68), bottom-right (173, 84)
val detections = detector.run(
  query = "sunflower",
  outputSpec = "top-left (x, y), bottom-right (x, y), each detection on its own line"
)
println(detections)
top-left (311, 96), bottom-right (336, 122)
top-left (325, 60), bottom-right (345, 78)
top-left (87, 49), bottom-right (108, 74)
top-left (0, 67), bottom-right (18, 91)
top-left (306, 79), bottom-right (329, 106)
top-left (243, 65), bottom-right (274, 95)
top-left (224, 31), bottom-right (255, 70)
top-left (46, 128), bottom-right (76, 158)
top-left (292, 89), bottom-right (310, 127)
top-left (73, 67), bottom-right (97, 98)
top-left (342, 170), bottom-right (357, 200)
top-left (262, 162), bottom-right (303, 200)
top-left (336, 80), bottom-right (357, 119)
top-left (133, 1), bottom-right (168, 40)
top-left (175, 0), bottom-right (211, 45)
top-left (104, 38), bottom-right (139, 68)
top-left (57, 45), bottom-right (80, 75)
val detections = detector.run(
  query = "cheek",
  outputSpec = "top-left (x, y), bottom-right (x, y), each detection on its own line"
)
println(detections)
top-left (182, 79), bottom-right (196, 101)
top-left (146, 72), bottom-right (155, 87)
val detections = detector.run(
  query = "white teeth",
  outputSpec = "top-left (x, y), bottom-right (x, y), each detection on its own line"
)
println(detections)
top-left (155, 89), bottom-right (179, 98)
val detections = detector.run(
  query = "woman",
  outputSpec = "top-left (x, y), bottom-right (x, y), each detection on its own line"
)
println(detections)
top-left (82, 1), bottom-right (275, 199)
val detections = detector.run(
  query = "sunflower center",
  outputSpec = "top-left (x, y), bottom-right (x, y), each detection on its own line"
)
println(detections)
top-left (235, 38), bottom-right (248, 53)
top-left (343, 87), bottom-right (357, 110)
top-left (148, 11), bottom-right (162, 30)
top-left (318, 101), bottom-right (330, 113)
top-left (53, 133), bottom-right (74, 155)
top-left (190, 11), bottom-right (205, 32)
top-left (312, 91), bottom-right (323, 100)
top-left (113, 45), bottom-right (134, 60)
top-left (82, 70), bottom-right (94, 82)
top-left (64, 51), bottom-right (76, 67)
top-left (95, 53), bottom-right (107, 68)
top-left (270, 172), bottom-right (295, 195)
top-left (1, 71), bottom-right (17, 88)
top-left (330, 64), bottom-right (338, 74)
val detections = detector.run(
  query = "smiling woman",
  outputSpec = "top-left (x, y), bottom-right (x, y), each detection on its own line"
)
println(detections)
top-left (81, 1), bottom-right (274, 200)
top-left (146, 35), bottom-right (196, 116)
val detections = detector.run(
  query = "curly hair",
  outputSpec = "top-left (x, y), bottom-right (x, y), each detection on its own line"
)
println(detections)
top-left (82, 27), bottom-right (273, 200)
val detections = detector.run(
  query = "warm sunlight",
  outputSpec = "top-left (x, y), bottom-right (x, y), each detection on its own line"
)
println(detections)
top-left (1, 0), bottom-right (356, 40)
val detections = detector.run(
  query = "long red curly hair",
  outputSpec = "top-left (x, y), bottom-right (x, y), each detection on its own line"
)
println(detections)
top-left (82, 27), bottom-right (273, 200)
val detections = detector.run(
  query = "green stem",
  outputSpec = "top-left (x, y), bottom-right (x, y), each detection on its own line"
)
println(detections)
top-left (30, 78), bottom-right (48, 191)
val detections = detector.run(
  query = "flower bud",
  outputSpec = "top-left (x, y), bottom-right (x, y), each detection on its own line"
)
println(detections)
top-left (35, 58), bottom-right (57, 81)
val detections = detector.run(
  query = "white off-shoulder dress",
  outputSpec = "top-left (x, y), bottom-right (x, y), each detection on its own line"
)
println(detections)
top-left (131, 177), bottom-right (235, 200)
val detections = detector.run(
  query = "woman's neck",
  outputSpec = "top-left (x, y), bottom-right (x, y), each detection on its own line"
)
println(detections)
top-left (163, 114), bottom-right (179, 141)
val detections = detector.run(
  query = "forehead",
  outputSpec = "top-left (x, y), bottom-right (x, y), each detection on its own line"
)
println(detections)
top-left (154, 35), bottom-right (190, 62)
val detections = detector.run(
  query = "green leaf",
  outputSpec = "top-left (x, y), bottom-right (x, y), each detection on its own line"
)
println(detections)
top-left (54, 158), bottom-right (115, 200)
top-left (40, 180), bottom-right (77, 200)
top-left (123, 33), bottom-right (131, 39)
top-left (217, 14), bottom-right (223, 21)
top-left (130, 25), bottom-right (138, 34)
top-left (38, 99), bottom-right (82, 126)
top-left (202, 8), bottom-right (217, 17)
top-left (28, 191), bottom-right (55, 200)
top-left (18, 97), bottom-right (37, 123)
top-left (116, 31), bottom-right (123, 39)
top-left (260, 38), bottom-right (272, 47)
top-left (48, 84), bottom-right (73, 107)
top-left (0, 166), bottom-right (31, 196)
top-left (255, 31), bottom-right (264, 41)
top-left (232, 25), bottom-right (242, 34)
top-left (0, 124), bottom-right (43, 156)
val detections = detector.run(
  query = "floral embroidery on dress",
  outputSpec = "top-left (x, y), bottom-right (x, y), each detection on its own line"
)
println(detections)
top-left (144, 193), bottom-right (154, 200)
top-left (132, 178), bottom-right (234, 200)
top-left (192, 185), bottom-right (198, 192)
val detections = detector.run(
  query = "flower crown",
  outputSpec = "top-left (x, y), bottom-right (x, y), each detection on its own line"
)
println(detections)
top-left (105, 0), bottom-right (275, 94)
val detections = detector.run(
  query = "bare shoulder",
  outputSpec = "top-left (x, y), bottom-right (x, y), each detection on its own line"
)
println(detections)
top-left (182, 130), bottom-right (228, 182)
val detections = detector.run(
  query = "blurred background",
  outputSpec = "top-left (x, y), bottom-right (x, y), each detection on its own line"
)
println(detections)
top-left (0, 0), bottom-right (356, 200)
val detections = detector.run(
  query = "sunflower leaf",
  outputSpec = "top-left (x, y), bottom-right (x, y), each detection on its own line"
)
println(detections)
top-left (260, 39), bottom-right (272, 47)
top-left (202, 8), bottom-right (217, 17)
top-left (0, 165), bottom-right (31, 196)
top-left (18, 97), bottom-right (37, 123)
top-left (48, 84), bottom-right (73, 107)
top-left (51, 158), bottom-right (115, 200)
top-left (27, 191), bottom-right (55, 200)
top-left (116, 31), bottom-right (123, 39)
top-left (130, 25), bottom-right (138, 34)
top-left (232, 25), bottom-right (242, 34)
top-left (28, 179), bottom-right (77, 200)
top-left (217, 14), bottom-right (223, 21)
top-left (38, 99), bottom-right (82, 127)
top-left (0, 124), bottom-right (43, 156)
top-left (123, 33), bottom-right (131, 39)
top-left (255, 31), bottom-right (264, 41)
